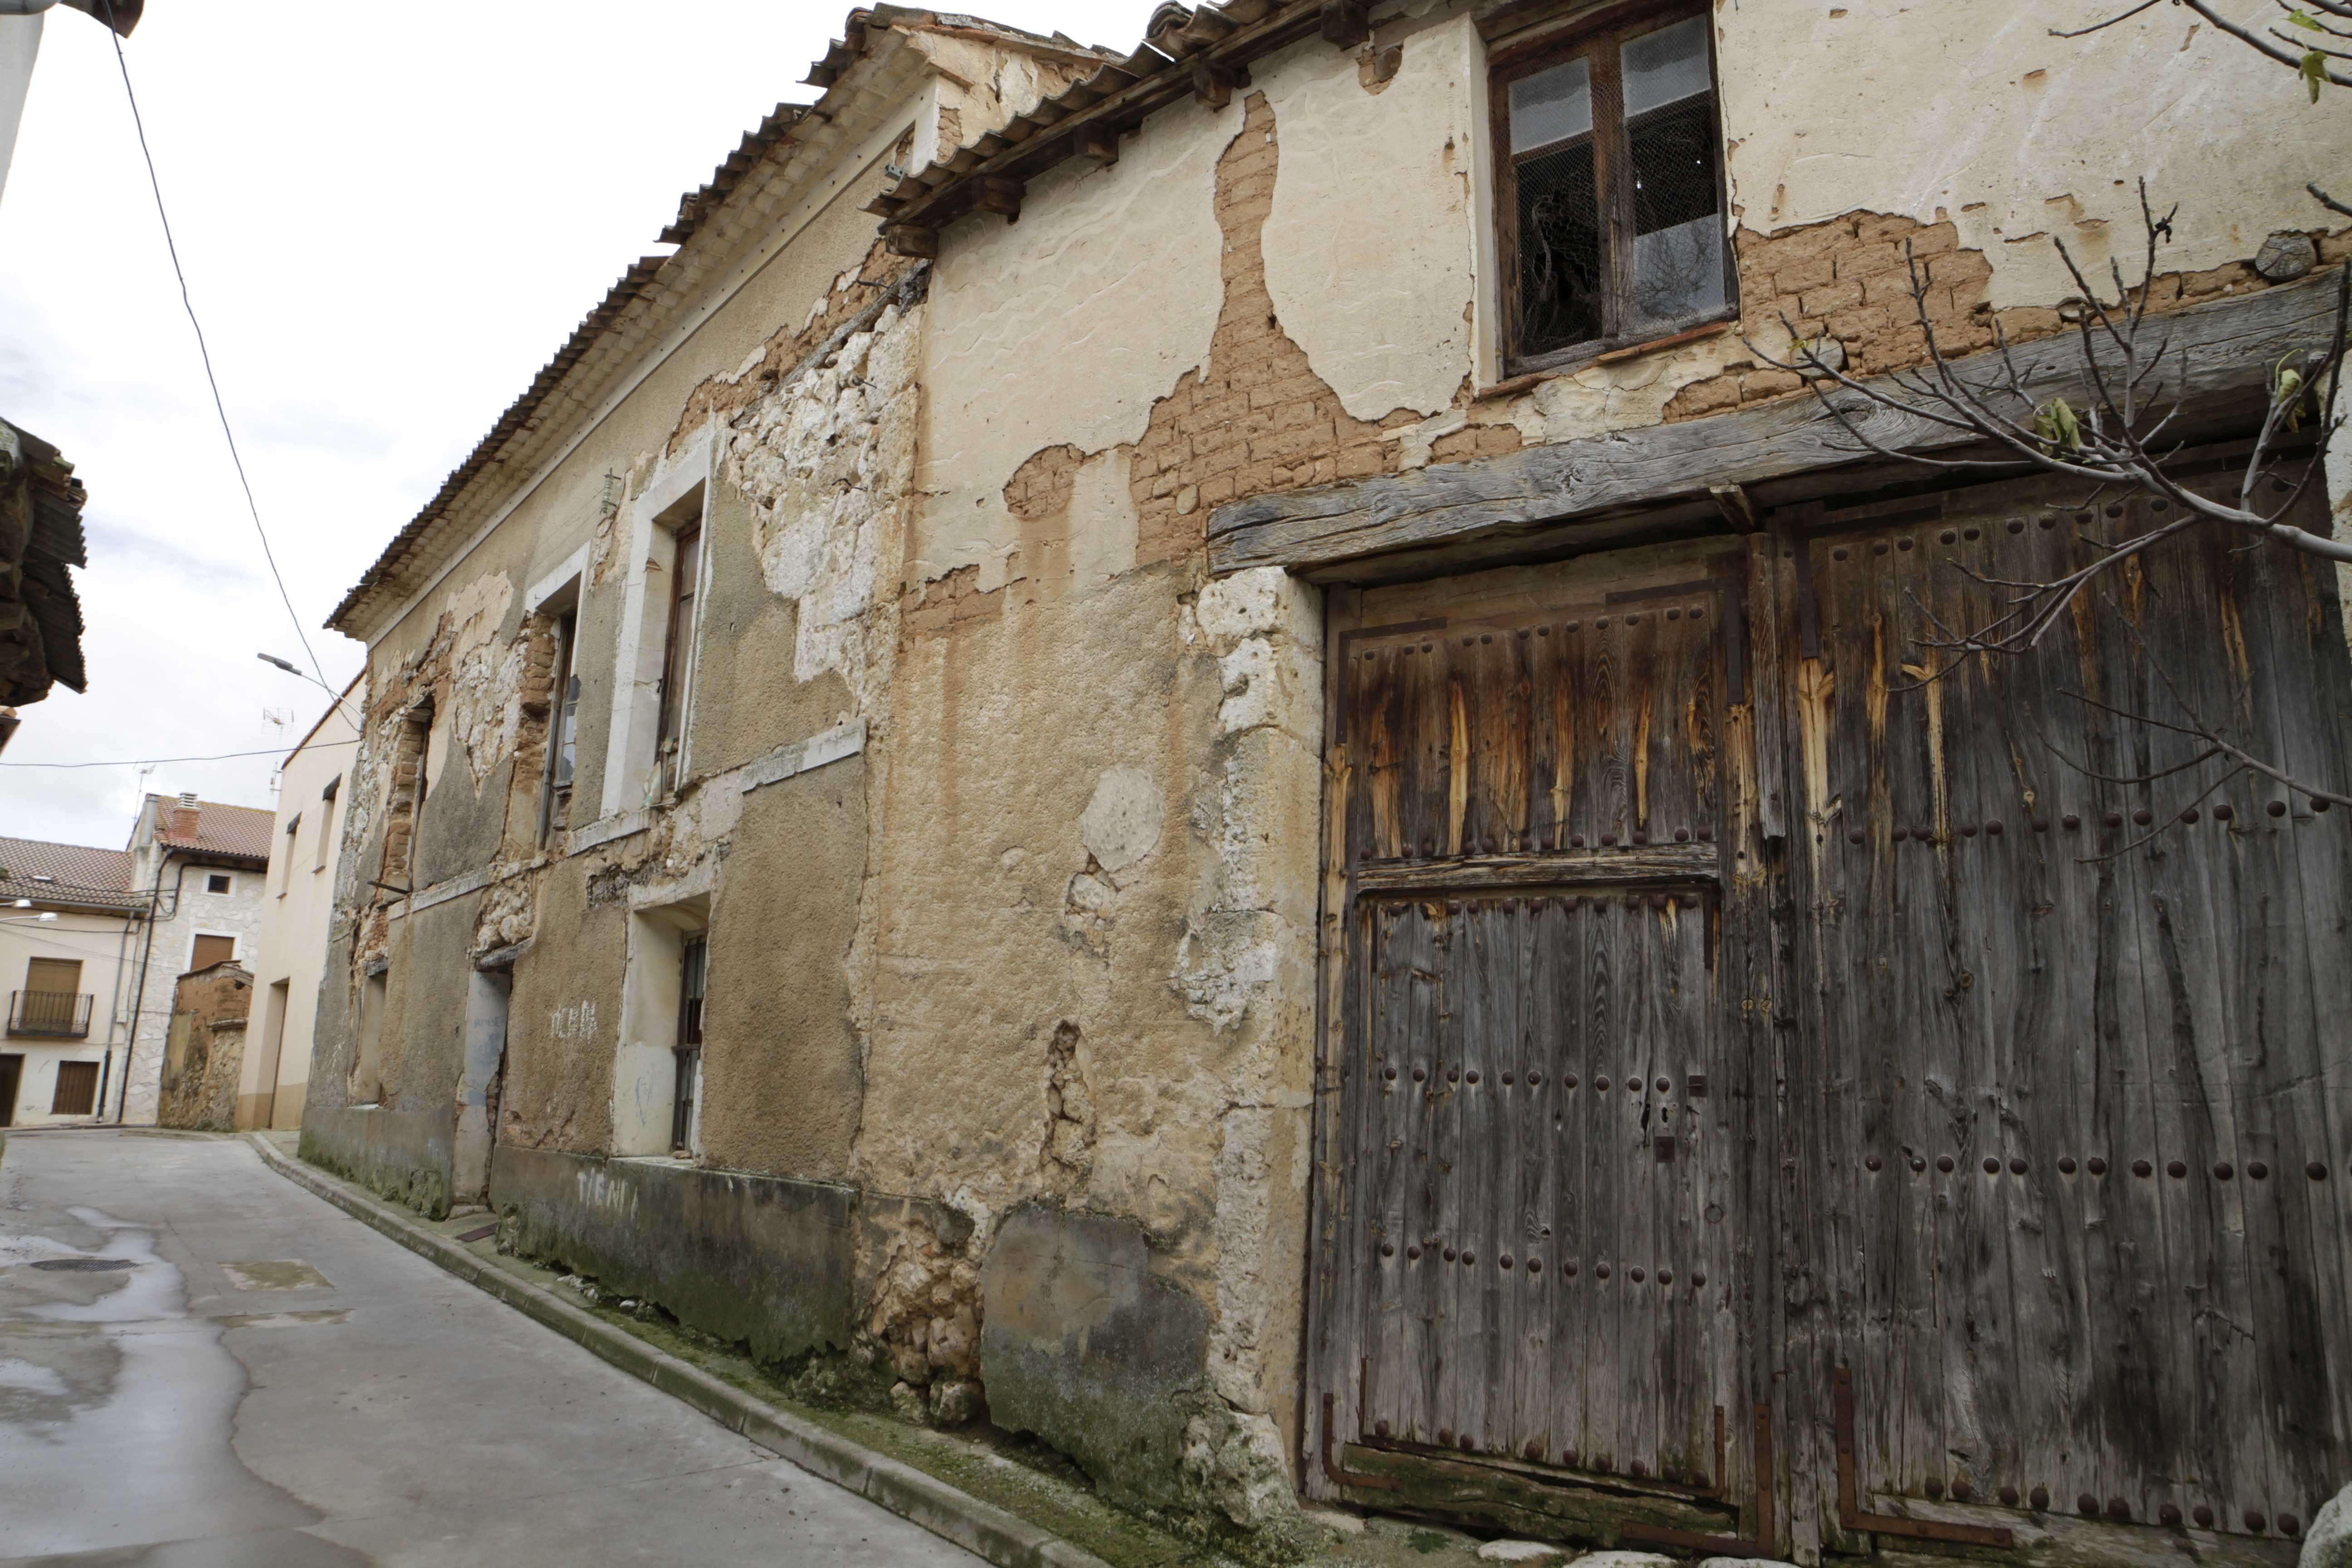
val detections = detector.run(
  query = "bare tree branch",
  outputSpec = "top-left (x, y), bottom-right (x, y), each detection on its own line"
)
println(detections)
top-left (1746, 184), bottom-right (2352, 832)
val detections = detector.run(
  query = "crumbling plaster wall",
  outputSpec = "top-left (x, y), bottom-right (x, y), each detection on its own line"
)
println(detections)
top-left (918, 92), bottom-right (1240, 587)
top-left (887, 70), bottom-right (1340, 1526)
top-left (1719, 4), bottom-right (2342, 307)
top-left (1220, 5), bottom-right (2352, 458)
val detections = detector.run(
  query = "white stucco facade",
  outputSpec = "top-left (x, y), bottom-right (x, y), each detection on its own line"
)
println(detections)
top-left (240, 689), bottom-right (359, 1129)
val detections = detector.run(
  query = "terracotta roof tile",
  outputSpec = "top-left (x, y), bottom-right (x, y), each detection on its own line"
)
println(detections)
top-left (869, 0), bottom-right (1339, 249)
top-left (329, 7), bottom-right (1111, 640)
top-left (0, 835), bottom-right (141, 911)
top-left (146, 796), bottom-right (275, 866)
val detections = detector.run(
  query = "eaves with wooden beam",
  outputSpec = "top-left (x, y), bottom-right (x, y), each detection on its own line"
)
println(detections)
top-left (866, 0), bottom-right (1372, 256)
top-left (1204, 267), bottom-right (2349, 583)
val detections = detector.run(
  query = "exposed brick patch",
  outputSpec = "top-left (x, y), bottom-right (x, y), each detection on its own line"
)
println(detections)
top-left (1661, 212), bottom-right (2352, 424)
top-left (1003, 443), bottom-right (1084, 521)
top-left (901, 564), bottom-right (1002, 637)
top-left (669, 239), bottom-right (916, 454)
top-left (1127, 92), bottom-right (1409, 566)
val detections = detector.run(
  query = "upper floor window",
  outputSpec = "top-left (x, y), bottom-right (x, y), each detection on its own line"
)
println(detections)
top-left (1493, 8), bottom-right (1731, 372)
top-left (654, 523), bottom-right (702, 799)
top-left (316, 777), bottom-right (339, 871)
top-left (206, 873), bottom-right (232, 895)
top-left (540, 609), bottom-right (579, 846)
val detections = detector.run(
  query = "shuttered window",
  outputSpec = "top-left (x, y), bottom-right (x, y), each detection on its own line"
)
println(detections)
top-left (50, 1060), bottom-right (98, 1116)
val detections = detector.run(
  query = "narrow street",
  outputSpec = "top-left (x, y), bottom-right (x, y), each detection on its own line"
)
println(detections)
top-left (0, 1130), bottom-right (982, 1567)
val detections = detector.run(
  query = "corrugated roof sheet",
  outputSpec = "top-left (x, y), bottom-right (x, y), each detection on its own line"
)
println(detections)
top-left (0, 835), bottom-right (141, 912)
top-left (146, 796), bottom-right (275, 866)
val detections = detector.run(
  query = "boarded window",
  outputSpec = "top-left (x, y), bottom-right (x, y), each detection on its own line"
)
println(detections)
top-left (50, 1060), bottom-right (98, 1116)
top-left (191, 934), bottom-right (235, 970)
top-left (1493, 7), bottom-right (1731, 369)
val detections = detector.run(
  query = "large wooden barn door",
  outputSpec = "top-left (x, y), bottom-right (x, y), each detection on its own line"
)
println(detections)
top-left (1774, 453), bottom-right (2352, 1556)
top-left (1308, 549), bottom-right (1778, 1553)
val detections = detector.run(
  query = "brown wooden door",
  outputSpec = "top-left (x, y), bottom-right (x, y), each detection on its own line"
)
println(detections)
top-left (1776, 458), bottom-right (2352, 1552)
top-left (0, 1055), bottom-right (20, 1127)
top-left (1309, 547), bottom-right (1775, 1551)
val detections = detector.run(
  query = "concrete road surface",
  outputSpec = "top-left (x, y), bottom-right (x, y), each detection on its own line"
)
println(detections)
top-left (0, 1129), bottom-right (983, 1567)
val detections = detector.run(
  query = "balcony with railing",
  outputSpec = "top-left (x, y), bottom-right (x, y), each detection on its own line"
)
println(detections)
top-left (8, 991), bottom-right (94, 1039)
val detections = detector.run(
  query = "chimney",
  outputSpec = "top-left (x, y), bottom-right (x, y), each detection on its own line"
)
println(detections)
top-left (170, 792), bottom-right (201, 842)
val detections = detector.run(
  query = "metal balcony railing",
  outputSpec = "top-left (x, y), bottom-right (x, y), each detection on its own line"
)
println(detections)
top-left (8, 991), bottom-right (93, 1039)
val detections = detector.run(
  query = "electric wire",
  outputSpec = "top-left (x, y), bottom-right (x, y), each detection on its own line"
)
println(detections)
top-left (0, 740), bottom-right (360, 769)
top-left (94, 0), bottom-right (330, 687)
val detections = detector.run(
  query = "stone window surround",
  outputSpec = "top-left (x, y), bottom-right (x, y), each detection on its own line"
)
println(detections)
top-left (612, 892), bottom-right (710, 1160)
top-left (598, 427), bottom-right (715, 821)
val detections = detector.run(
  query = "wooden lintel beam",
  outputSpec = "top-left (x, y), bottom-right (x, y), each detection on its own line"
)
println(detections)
top-left (974, 176), bottom-right (1025, 220)
top-left (884, 224), bottom-right (938, 260)
top-left (1205, 268), bottom-right (2346, 578)
top-left (1321, 0), bottom-right (1371, 46)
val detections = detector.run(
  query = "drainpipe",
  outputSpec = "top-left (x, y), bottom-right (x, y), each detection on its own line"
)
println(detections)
top-left (93, 897), bottom-right (137, 1122)
top-left (118, 853), bottom-right (186, 1125)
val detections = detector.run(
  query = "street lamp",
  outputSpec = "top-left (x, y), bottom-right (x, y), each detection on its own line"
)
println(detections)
top-left (257, 653), bottom-right (358, 725)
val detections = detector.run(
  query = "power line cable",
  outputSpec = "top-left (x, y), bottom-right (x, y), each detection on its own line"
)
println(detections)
top-left (0, 740), bottom-right (360, 770)
top-left (95, 0), bottom-right (330, 688)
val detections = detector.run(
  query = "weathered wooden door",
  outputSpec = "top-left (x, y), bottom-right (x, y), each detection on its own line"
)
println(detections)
top-left (1309, 547), bottom-right (1778, 1552)
top-left (1774, 456), bottom-right (2352, 1556)
top-left (1308, 450), bottom-right (2352, 1562)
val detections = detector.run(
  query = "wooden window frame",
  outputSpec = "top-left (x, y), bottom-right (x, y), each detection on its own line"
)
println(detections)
top-left (539, 609), bottom-right (579, 848)
top-left (1489, 0), bottom-right (1734, 376)
top-left (671, 932), bottom-right (706, 1155)
top-left (652, 522), bottom-right (703, 800)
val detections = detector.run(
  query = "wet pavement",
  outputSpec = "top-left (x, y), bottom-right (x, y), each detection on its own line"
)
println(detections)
top-left (0, 1130), bottom-right (982, 1567)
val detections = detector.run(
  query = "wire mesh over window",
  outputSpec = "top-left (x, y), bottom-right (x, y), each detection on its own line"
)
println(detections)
top-left (1500, 9), bottom-right (1730, 367)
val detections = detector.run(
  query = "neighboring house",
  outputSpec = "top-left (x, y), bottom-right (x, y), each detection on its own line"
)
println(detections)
top-left (0, 835), bottom-right (142, 1127)
top-left (239, 682), bottom-right (358, 1130)
top-left (158, 959), bottom-right (253, 1131)
top-left (118, 792), bottom-right (270, 1124)
top-left (301, 5), bottom-right (2352, 1561)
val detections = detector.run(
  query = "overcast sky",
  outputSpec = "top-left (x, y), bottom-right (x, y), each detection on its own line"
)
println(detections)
top-left (0, 0), bottom-right (1159, 850)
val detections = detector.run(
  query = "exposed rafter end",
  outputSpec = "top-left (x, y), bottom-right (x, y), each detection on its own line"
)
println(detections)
top-left (1073, 121), bottom-right (1121, 168)
top-left (1191, 56), bottom-right (1245, 109)
top-left (1709, 482), bottom-right (1761, 534)
top-left (886, 225), bottom-right (939, 260)
top-left (976, 176), bottom-right (1026, 221)
top-left (1320, 0), bottom-right (1371, 47)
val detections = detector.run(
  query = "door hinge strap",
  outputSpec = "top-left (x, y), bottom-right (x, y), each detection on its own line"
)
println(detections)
top-left (1834, 1367), bottom-right (2014, 1548)
top-left (1622, 1403), bottom-right (1776, 1558)
top-left (1320, 1392), bottom-right (1402, 1492)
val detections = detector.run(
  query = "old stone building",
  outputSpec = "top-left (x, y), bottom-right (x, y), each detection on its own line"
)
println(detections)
top-left (301, 4), bottom-right (2352, 1562)
top-left (157, 959), bottom-right (253, 1132)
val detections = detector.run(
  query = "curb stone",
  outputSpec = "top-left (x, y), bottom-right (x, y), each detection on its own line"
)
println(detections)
top-left (246, 1133), bottom-right (1109, 1568)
